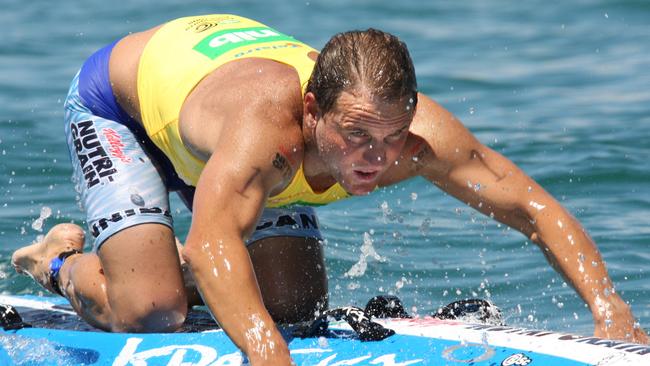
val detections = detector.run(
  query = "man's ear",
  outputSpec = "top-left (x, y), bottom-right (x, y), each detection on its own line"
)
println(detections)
top-left (303, 92), bottom-right (319, 129)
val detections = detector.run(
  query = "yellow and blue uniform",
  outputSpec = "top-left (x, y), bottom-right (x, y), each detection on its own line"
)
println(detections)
top-left (65, 15), bottom-right (349, 249)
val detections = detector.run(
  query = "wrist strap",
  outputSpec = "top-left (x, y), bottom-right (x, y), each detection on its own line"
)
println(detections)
top-left (49, 249), bottom-right (81, 296)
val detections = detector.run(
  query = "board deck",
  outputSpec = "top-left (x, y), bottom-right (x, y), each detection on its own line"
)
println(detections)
top-left (1, 295), bottom-right (649, 365)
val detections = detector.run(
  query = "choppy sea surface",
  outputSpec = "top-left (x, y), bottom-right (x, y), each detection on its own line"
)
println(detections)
top-left (1, 0), bottom-right (648, 338)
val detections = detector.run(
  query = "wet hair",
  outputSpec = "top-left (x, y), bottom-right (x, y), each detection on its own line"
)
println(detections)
top-left (306, 28), bottom-right (418, 114)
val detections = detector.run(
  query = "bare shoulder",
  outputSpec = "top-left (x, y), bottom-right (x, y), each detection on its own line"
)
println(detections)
top-left (382, 93), bottom-right (482, 185)
top-left (410, 94), bottom-right (480, 161)
top-left (180, 58), bottom-right (305, 162)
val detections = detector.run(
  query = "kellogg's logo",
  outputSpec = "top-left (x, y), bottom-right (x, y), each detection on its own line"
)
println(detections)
top-left (102, 128), bottom-right (131, 163)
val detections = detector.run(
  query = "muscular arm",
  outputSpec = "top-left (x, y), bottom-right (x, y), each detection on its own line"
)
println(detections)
top-left (409, 94), bottom-right (647, 343)
top-left (180, 60), bottom-right (304, 364)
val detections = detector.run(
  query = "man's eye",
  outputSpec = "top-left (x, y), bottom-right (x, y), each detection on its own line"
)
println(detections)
top-left (386, 129), bottom-right (407, 141)
top-left (349, 130), bottom-right (368, 138)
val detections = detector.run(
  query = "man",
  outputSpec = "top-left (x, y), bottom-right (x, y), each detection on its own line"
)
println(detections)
top-left (12, 14), bottom-right (647, 365)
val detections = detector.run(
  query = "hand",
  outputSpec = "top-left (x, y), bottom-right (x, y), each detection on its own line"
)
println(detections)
top-left (247, 344), bottom-right (294, 366)
top-left (592, 297), bottom-right (649, 344)
top-left (595, 321), bottom-right (648, 344)
top-left (245, 328), bottom-right (294, 366)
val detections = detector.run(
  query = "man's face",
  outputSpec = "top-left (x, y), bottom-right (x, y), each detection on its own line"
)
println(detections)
top-left (314, 90), bottom-right (415, 195)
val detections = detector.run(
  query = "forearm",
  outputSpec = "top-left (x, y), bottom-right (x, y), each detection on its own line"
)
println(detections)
top-left (529, 202), bottom-right (631, 323)
top-left (182, 233), bottom-right (290, 363)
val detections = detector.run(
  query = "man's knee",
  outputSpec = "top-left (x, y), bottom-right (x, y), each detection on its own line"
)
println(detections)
top-left (110, 293), bottom-right (187, 333)
top-left (248, 236), bottom-right (329, 323)
top-left (98, 224), bottom-right (189, 332)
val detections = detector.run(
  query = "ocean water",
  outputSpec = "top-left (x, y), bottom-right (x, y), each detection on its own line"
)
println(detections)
top-left (1, 0), bottom-right (648, 339)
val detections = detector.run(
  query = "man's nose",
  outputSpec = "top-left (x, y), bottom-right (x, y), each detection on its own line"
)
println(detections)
top-left (363, 143), bottom-right (387, 167)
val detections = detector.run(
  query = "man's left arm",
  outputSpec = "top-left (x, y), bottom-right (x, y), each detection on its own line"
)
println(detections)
top-left (409, 93), bottom-right (648, 343)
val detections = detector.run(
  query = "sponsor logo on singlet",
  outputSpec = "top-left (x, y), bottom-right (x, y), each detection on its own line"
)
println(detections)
top-left (194, 27), bottom-right (295, 60)
top-left (184, 16), bottom-right (241, 33)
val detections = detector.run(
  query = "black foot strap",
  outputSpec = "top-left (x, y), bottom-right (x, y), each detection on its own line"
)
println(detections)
top-left (434, 298), bottom-right (504, 325)
top-left (296, 306), bottom-right (395, 341)
top-left (1, 304), bottom-right (31, 330)
top-left (365, 295), bottom-right (412, 319)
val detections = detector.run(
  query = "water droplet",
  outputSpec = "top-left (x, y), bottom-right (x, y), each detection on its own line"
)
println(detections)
top-left (31, 206), bottom-right (52, 232)
top-left (347, 282), bottom-right (360, 290)
top-left (419, 218), bottom-right (431, 235)
top-left (317, 336), bottom-right (328, 348)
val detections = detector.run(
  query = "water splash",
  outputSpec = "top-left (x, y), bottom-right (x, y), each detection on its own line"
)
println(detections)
top-left (31, 206), bottom-right (52, 232)
top-left (0, 334), bottom-right (84, 366)
top-left (344, 232), bottom-right (386, 278)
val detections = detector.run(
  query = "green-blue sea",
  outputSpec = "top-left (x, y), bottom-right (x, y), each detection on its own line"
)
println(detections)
top-left (1, 0), bottom-right (648, 338)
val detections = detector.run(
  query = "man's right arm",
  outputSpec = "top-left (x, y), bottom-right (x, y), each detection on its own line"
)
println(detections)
top-left (179, 59), bottom-right (305, 363)
top-left (181, 117), bottom-right (303, 364)
top-left (182, 147), bottom-right (291, 364)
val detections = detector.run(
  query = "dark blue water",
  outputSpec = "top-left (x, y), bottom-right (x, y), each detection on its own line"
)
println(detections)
top-left (1, 0), bottom-right (648, 337)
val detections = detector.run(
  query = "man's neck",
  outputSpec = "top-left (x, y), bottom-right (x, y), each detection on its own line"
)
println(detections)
top-left (301, 138), bottom-right (337, 193)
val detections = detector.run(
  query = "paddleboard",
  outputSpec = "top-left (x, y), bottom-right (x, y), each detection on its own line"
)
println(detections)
top-left (1, 295), bottom-right (648, 365)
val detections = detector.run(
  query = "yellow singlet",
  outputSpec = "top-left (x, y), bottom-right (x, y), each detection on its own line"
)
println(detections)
top-left (137, 14), bottom-right (349, 207)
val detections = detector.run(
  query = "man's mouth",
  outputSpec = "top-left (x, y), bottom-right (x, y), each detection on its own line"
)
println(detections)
top-left (353, 169), bottom-right (379, 181)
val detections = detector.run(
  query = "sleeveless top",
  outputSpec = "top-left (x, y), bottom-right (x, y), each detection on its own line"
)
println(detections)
top-left (137, 14), bottom-right (349, 207)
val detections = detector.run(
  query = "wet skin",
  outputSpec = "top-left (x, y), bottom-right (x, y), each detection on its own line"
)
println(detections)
top-left (11, 19), bottom-right (648, 366)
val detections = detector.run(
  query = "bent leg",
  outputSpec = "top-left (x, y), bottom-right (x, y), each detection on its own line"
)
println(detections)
top-left (13, 223), bottom-right (187, 332)
top-left (13, 69), bottom-right (188, 332)
top-left (95, 224), bottom-right (187, 332)
top-left (248, 236), bottom-right (328, 323)
top-left (245, 206), bottom-right (328, 324)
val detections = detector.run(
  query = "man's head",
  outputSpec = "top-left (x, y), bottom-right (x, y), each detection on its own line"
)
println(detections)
top-left (304, 29), bottom-right (418, 194)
